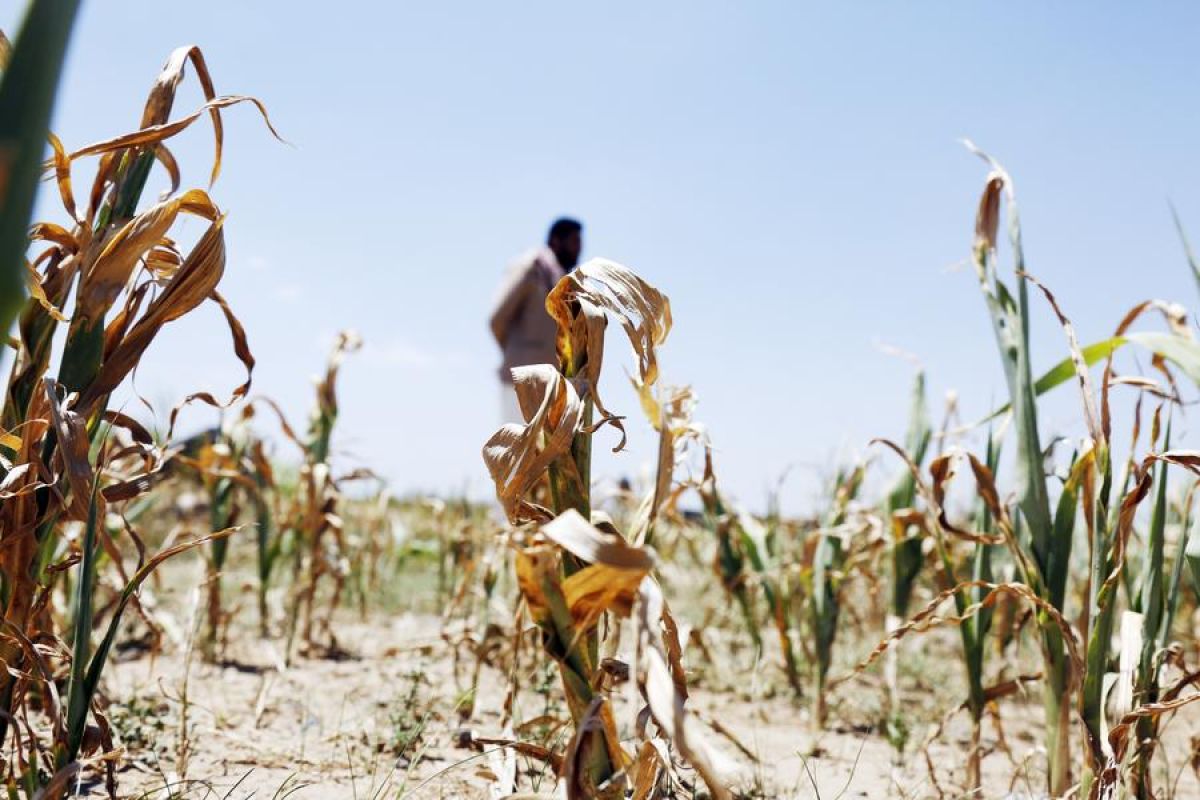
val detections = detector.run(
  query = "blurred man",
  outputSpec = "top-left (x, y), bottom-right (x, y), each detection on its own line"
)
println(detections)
top-left (489, 217), bottom-right (583, 422)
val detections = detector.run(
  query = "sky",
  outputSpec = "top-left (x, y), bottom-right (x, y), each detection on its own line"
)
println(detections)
top-left (6, 2), bottom-right (1200, 513)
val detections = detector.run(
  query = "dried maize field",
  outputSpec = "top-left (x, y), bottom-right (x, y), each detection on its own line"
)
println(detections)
top-left (8, 7), bottom-right (1200, 800)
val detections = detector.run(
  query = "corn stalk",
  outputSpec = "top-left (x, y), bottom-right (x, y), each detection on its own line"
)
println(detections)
top-left (1117, 429), bottom-right (1199, 797)
top-left (882, 369), bottom-right (932, 724)
top-left (482, 259), bottom-right (730, 799)
top-left (923, 433), bottom-right (1002, 792)
top-left (969, 149), bottom-right (1077, 796)
top-left (885, 371), bottom-right (932, 624)
top-left (289, 331), bottom-right (360, 656)
top-left (699, 450), bottom-right (802, 696)
top-left (0, 43), bottom-right (273, 794)
top-left (809, 463), bottom-right (863, 729)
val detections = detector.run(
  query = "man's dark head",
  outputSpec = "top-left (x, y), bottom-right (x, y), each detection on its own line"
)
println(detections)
top-left (547, 217), bottom-right (583, 271)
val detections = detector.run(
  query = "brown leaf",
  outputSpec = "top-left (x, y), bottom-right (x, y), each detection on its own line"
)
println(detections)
top-left (43, 381), bottom-right (97, 522)
top-left (561, 696), bottom-right (626, 800)
top-left (67, 91), bottom-right (283, 186)
top-left (78, 217), bottom-right (228, 413)
top-left (562, 562), bottom-right (648, 630)
top-left (636, 580), bottom-right (732, 800)
top-left (80, 189), bottom-right (218, 322)
top-left (46, 132), bottom-right (77, 223)
top-left (1022, 271), bottom-right (1103, 446)
top-left (542, 509), bottom-right (655, 570)
top-left (545, 259), bottom-right (672, 446)
top-left (483, 366), bottom-right (584, 523)
top-left (974, 174), bottom-right (1003, 253)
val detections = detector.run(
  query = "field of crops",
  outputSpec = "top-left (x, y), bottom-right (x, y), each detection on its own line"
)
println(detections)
top-left (7, 6), bottom-right (1200, 800)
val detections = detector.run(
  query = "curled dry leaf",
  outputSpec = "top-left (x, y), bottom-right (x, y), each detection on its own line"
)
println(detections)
top-left (635, 579), bottom-right (733, 800)
top-left (974, 173), bottom-right (1003, 255)
top-left (141, 46), bottom-right (221, 183)
top-left (543, 510), bottom-right (655, 629)
top-left (483, 365), bottom-right (584, 523)
top-left (545, 258), bottom-right (672, 448)
top-left (1091, 692), bottom-right (1200, 799)
top-left (515, 510), bottom-right (656, 634)
top-left (79, 188), bottom-right (219, 322)
top-left (832, 579), bottom-right (1084, 694)
top-left (630, 384), bottom-right (704, 545)
top-left (79, 216), bottom-right (232, 413)
top-left (1021, 271), bottom-right (1103, 446)
top-left (44, 380), bottom-right (96, 522)
top-left (312, 330), bottom-right (361, 426)
top-left (927, 452), bottom-right (1004, 546)
top-left (542, 509), bottom-right (655, 570)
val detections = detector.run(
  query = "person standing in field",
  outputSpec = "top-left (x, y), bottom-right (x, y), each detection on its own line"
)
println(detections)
top-left (489, 217), bottom-right (583, 422)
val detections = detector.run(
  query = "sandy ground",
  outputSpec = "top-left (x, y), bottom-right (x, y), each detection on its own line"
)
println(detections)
top-left (88, 598), bottom-right (1200, 800)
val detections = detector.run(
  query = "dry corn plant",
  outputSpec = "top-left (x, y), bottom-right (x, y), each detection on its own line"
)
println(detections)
top-left (0, 43), bottom-right (276, 795)
top-left (286, 330), bottom-right (362, 657)
top-left (832, 148), bottom-right (1200, 799)
top-left (694, 438), bottom-right (883, 731)
top-left (342, 484), bottom-right (393, 621)
top-left (697, 452), bottom-right (766, 654)
top-left (171, 405), bottom-right (274, 657)
top-left (863, 435), bottom-right (1013, 794)
top-left (431, 499), bottom-right (517, 723)
top-left (696, 446), bottom-right (804, 699)
top-left (969, 149), bottom-right (1200, 799)
top-left (482, 259), bottom-right (732, 799)
top-left (880, 369), bottom-right (932, 715)
top-left (865, 366), bottom-right (1004, 780)
top-left (246, 429), bottom-right (279, 637)
top-left (806, 461), bottom-right (875, 730)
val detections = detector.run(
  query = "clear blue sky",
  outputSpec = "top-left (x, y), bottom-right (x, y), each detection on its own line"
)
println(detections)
top-left (8, 2), bottom-right (1200, 512)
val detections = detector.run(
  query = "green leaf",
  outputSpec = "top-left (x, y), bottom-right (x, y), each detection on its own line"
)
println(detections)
top-left (886, 370), bottom-right (931, 617)
top-left (1047, 454), bottom-right (1079, 610)
top-left (980, 338), bottom-right (1126, 425)
top-left (811, 532), bottom-right (844, 676)
top-left (978, 331), bottom-right (1200, 428)
top-left (1125, 331), bottom-right (1200, 386)
top-left (0, 1), bottom-right (82, 361)
top-left (1169, 201), bottom-right (1200, 302)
